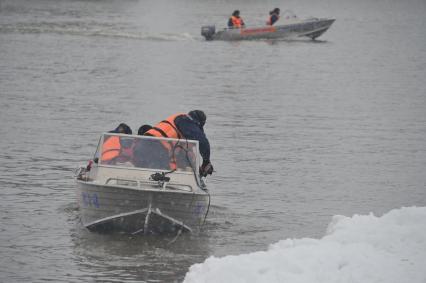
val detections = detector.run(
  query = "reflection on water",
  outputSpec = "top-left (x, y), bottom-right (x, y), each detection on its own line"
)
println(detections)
top-left (70, 206), bottom-right (211, 282)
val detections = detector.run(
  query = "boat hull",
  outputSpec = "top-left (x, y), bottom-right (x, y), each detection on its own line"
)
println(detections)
top-left (203, 18), bottom-right (335, 41)
top-left (76, 180), bottom-right (210, 235)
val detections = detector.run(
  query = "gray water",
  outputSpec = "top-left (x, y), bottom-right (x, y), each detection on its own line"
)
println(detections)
top-left (1, 0), bottom-right (426, 282)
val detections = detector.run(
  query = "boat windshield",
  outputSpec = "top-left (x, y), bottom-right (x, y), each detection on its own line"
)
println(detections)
top-left (97, 134), bottom-right (199, 172)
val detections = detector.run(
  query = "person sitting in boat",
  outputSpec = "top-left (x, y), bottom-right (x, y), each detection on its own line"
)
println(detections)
top-left (266, 8), bottom-right (280, 26)
top-left (228, 10), bottom-right (245, 28)
top-left (142, 110), bottom-right (214, 177)
top-left (101, 123), bottom-right (133, 164)
top-left (132, 124), bottom-right (159, 169)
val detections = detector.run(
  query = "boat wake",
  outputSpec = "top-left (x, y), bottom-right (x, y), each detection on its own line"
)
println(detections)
top-left (0, 22), bottom-right (195, 42)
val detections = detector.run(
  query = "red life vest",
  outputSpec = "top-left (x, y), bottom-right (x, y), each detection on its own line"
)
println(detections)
top-left (145, 113), bottom-right (186, 140)
top-left (231, 16), bottom-right (244, 28)
top-left (145, 113), bottom-right (187, 170)
top-left (101, 136), bottom-right (121, 162)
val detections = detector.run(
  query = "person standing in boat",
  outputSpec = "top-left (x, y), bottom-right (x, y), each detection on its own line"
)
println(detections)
top-left (142, 110), bottom-right (214, 177)
top-left (266, 8), bottom-right (280, 26)
top-left (228, 10), bottom-right (245, 28)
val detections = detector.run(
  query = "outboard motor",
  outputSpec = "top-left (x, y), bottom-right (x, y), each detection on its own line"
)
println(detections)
top-left (201, 25), bottom-right (216, 40)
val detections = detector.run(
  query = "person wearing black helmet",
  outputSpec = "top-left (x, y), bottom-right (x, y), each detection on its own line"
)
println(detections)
top-left (144, 110), bottom-right (213, 177)
top-left (266, 8), bottom-right (280, 26)
top-left (100, 123), bottom-right (133, 165)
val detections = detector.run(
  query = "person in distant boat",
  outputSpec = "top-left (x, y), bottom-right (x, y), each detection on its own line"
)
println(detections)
top-left (142, 110), bottom-right (214, 177)
top-left (228, 10), bottom-right (245, 28)
top-left (266, 8), bottom-right (280, 26)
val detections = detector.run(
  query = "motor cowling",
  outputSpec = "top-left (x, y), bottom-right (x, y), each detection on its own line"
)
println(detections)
top-left (201, 25), bottom-right (216, 40)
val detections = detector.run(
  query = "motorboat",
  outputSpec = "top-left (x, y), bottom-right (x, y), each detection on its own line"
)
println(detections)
top-left (201, 17), bottom-right (335, 41)
top-left (74, 133), bottom-right (210, 235)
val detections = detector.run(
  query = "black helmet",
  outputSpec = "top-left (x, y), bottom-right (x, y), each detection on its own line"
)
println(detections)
top-left (232, 10), bottom-right (240, 17)
top-left (138, 124), bottom-right (152, 135)
top-left (113, 123), bottom-right (132, 134)
top-left (270, 8), bottom-right (280, 15)
top-left (188, 110), bottom-right (206, 127)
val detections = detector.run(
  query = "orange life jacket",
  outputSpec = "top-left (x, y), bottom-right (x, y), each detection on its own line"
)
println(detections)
top-left (101, 136), bottom-right (121, 162)
top-left (145, 113), bottom-right (187, 170)
top-left (145, 113), bottom-right (185, 140)
top-left (231, 16), bottom-right (243, 28)
top-left (267, 14), bottom-right (279, 25)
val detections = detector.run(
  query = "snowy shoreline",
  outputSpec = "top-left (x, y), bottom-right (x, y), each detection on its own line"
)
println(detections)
top-left (184, 207), bottom-right (426, 283)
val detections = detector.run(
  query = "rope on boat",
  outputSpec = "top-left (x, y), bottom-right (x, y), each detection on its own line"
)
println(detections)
top-left (167, 228), bottom-right (183, 245)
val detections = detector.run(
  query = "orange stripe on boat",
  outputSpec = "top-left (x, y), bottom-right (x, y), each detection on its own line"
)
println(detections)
top-left (240, 26), bottom-right (276, 35)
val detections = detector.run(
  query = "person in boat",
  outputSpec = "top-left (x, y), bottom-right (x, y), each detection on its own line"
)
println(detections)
top-left (133, 124), bottom-right (169, 169)
top-left (266, 8), bottom-right (280, 26)
top-left (101, 123), bottom-right (133, 164)
top-left (228, 10), bottom-right (245, 29)
top-left (140, 110), bottom-right (214, 177)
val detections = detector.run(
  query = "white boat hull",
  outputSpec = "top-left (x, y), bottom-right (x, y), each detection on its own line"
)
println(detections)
top-left (75, 133), bottom-right (210, 235)
top-left (76, 180), bottom-right (210, 234)
top-left (202, 18), bottom-right (335, 41)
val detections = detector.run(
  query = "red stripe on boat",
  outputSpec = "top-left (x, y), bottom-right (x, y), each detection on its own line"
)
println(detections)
top-left (240, 27), bottom-right (276, 35)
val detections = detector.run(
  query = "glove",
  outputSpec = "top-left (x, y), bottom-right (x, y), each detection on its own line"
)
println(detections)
top-left (86, 160), bottom-right (93, 171)
top-left (199, 161), bottom-right (214, 177)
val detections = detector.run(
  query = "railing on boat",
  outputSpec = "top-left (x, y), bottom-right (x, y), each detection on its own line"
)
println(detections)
top-left (105, 177), bottom-right (194, 192)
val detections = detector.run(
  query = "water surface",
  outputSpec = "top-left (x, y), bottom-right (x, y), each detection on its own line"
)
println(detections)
top-left (1, 0), bottom-right (426, 282)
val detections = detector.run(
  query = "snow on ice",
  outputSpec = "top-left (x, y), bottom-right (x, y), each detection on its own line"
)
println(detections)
top-left (184, 207), bottom-right (426, 283)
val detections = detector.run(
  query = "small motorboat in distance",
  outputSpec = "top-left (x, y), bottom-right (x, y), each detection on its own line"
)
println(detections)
top-left (201, 17), bottom-right (335, 41)
top-left (74, 133), bottom-right (210, 235)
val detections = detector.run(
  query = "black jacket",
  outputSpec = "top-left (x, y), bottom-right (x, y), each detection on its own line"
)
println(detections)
top-left (175, 115), bottom-right (210, 164)
top-left (269, 14), bottom-right (279, 25)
